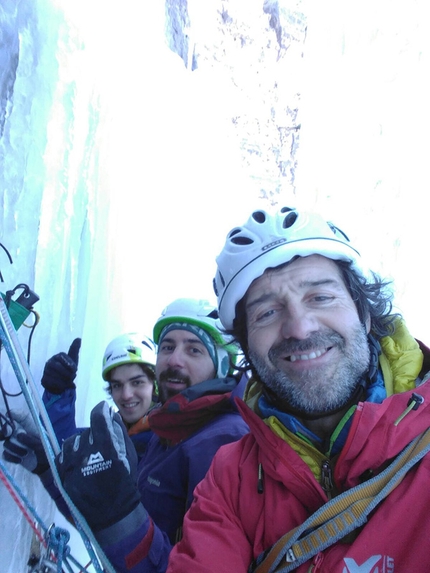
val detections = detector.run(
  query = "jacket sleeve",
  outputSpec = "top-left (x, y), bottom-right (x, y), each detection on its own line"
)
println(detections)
top-left (167, 447), bottom-right (253, 573)
top-left (97, 508), bottom-right (172, 573)
top-left (40, 467), bottom-right (173, 573)
top-left (42, 388), bottom-right (77, 444)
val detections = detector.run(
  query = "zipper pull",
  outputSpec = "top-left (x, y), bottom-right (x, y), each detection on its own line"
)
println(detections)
top-left (394, 393), bottom-right (424, 426)
top-left (257, 463), bottom-right (264, 494)
top-left (321, 460), bottom-right (334, 495)
top-left (308, 552), bottom-right (324, 572)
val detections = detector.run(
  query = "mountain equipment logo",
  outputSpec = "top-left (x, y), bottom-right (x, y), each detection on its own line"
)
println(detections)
top-left (88, 452), bottom-right (104, 465)
top-left (81, 452), bottom-right (113, 476)
top-left (343, 555), bottom-right (394, 573)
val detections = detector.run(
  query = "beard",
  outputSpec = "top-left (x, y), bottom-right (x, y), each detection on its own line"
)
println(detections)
top-left (157, 368), bottom-right (192, 403)
top-left (249, 324), bottom-right (370, 415)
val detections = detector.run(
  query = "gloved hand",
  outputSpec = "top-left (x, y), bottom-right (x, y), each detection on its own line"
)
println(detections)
top-left (56, 401), bottom-right (141, 532)
top-left (41, 338), bottom-right (81, 394)
top-left (2, 410), bottom-right (49, 475)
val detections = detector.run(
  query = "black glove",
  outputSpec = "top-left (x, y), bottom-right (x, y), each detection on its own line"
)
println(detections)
top-left (41, 338), bottom-right (81, 394)
top-left (2, 410), bottom-right (49, 475)
top-left (55, 401), bottom-right (141, 532)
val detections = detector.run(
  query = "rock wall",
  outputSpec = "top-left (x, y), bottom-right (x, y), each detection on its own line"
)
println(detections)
top-left (165, 0), bottom-right (307, 202)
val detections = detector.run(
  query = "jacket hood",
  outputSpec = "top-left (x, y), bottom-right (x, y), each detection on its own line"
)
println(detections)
top-left (378, 317), bottom-right (425, 394)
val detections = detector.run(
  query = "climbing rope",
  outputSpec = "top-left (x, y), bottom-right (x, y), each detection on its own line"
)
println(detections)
top-left (0, 458), bottom-right (91, 572)
top-left (0, 296), bottom-right (115, 573)
top-left (0, 459), bottom-right (46, 546)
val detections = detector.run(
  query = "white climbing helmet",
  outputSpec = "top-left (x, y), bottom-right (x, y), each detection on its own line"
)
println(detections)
top-left (102, 333), bottom-right (156, 380)
top-left (153, 298), bottom-right (237, 378)
top-left (213, 206), bottom-right (364, 330)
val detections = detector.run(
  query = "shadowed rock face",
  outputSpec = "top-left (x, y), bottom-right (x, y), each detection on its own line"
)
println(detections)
top-left (164, 0), bottom-right (307, 198)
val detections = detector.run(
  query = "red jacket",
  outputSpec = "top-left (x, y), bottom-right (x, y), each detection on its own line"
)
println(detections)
top-left (167, 336), bottom-right (430, 572)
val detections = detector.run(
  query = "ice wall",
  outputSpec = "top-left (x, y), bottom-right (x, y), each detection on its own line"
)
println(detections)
top-left (0, 0), bottom-right (429, 570)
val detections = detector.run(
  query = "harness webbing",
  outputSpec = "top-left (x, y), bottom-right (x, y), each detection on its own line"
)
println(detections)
top-left (0, 296), bottom-right (115, 573)
top-left (250, 426), bottom-right (430, 573)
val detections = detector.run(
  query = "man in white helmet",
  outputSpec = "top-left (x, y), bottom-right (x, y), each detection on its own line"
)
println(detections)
top-left (101, 334), bottom-right (158, 455)
top-left (3, 298), bottom-right (249, 573)
top-left (33, 334), bottom-right (158, 453)
top-left (102, 334), bottom-right (158, 425)
top-left (165, 206), bottom-right (430, 573)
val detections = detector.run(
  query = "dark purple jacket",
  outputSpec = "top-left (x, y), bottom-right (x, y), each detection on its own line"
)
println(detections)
top-left (44, 375), bottom-right (249, 573)
top-left (140, 376), bottom-right (249, 543)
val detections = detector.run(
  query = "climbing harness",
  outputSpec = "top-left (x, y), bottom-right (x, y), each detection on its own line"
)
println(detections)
top-left (0, 294), bottom-right (116, 573)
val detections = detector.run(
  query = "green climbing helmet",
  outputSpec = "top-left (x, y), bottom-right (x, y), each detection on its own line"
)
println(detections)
top-left (153, 298), bottom-right (237, 378)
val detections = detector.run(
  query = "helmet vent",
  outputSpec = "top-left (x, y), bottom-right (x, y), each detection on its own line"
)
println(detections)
top-left (231, 235), bottom-right (254, 246)
top-left (252, 211), bottom-right (266, 223)
top-left (283, 211), bottom-right (298, 229)
top-left (228, 228), bottom-right (242, 238)
top-left (207, 309), bottom-right (219, 319)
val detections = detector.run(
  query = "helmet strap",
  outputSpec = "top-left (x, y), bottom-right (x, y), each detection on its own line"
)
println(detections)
top-left (216, 346), bottom-right (231, 378)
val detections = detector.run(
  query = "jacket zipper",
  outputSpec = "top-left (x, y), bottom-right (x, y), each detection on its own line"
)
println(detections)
top-left (257, 463), bottom-right (264, 493)
top-left (321, 459), bottom-right (334, 498)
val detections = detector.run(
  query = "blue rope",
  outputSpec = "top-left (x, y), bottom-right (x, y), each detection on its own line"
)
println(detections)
top-left (0, 307), bottom-right (115, 573)
top-left (0, 458), bottom-right (47, 533)
top-left (0, 458), bottom-right (90, 573)
top-left (46, 525), bottom-right (70, 573)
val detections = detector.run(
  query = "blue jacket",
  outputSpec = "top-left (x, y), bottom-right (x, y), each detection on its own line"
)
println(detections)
top-left (43, 389), bottom-right (78, 445)
top-left (42, 388), bottom-right (155, 457)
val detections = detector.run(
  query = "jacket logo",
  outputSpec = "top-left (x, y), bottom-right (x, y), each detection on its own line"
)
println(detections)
top-left (343, 555), bottom-right (394, 573)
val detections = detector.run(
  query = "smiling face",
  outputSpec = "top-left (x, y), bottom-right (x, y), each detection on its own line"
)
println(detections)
top-left (155, 329), bottom-right (216, 403)
top-left (109, 363), bottom-right (154, 425)
top-left (245, 255), bottom-right (371, 414)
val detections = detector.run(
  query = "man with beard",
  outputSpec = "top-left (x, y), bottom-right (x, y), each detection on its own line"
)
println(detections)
top-left (166, 206), bottom-right (430, 573)
top-left (4, 298), bottom-right (249, 573)
top-left (135, 297), bottom-right (249, 548)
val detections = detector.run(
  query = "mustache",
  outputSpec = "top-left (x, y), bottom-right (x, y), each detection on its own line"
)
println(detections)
top-left (268, 331), bottom-right (345, 361)
top-left (158, 367), bottom-right (191, 386)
